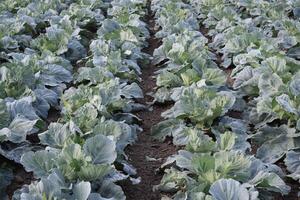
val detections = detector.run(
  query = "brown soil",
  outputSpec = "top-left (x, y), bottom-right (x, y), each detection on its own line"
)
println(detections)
top-left (1, 155), bottom-right (33, 199)
top-left (46, 107), bottom-right (61, 124)
top-left (7, 170), bottom-right (33, 198)
top-left (119, 2), bottom-right (177, 199)
top-left (275, 161), bottom-right (300, 200)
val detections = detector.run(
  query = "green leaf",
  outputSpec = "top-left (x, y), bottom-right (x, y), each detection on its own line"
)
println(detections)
top-left (290, 72), bottom-right (300, 96)
top-left (192, 154), bottom-right (215, 174)
top-left (0, 99), bottom-right (10, 129)
top-left (248, 171), bottom-right (290, 195)
top-left (151, 119), bottom-right (186, 142)
top-left (157, 71), bottom-right (182, 88)
top-left (162, 86), bottom-right (235, 127)
top-left (154, 167), bottom-right (193, 193)
top-left (121, 82), bottom-right (143, 99)
top-left (262, 56), bottom-right (288, 74)
top-left (73, 103), bottom-right (98, 133)
top-left (203, 68), bottom-right (226, 86)
top-left (96, 180), bottom-right (126, 200)
top-left (254, 125), bottom-right (300, 163)
top-left (258, 73), bottom-right (284, 97)
top-left (73, 181), bottom-right (91, 200)
top-left (214, 151), bottom-right (251, 178)
top-left (78, 164), bottom-right (112, 181)
top-left (209, 179), bottom-right (259, 200)
top-left (83, 135), bottom-right (117, 164)
top-left (275, 94), bottom-right (297, 115)
top-left (76, 67), bottom-right (112, 85)
top-left (219, 132), bottom-right (236, 151)
top-left (6, 116), bottom-right (37, 143)
top-left (38, 64), bottom-right (73, 87)
top-left (180, 68), bottom-right (201, 86)
top-left (21, 150), bottom-right (57, 178)
top-left (6, 97), bottom-right (39, 120)
top-left (153, 87), bottom-right (172, 103)
top-left (284, 150), bottom-right (300, 182)
top-left (39, 122), bottom-right (73, 148)
top-left (186, 129), bottom-right (216, 153)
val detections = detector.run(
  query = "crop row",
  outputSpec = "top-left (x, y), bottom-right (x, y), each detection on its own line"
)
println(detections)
top-left (0, 0), bottom-right (149, 199)
top-left (150, 0), bottom-right (300, 199)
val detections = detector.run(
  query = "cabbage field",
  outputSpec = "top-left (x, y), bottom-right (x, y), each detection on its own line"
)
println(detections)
top-left (0, 0), bottom-right (300, 199)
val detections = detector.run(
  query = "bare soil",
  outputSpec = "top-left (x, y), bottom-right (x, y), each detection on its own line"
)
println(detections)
top-left (119, 2), bottom-right (177, 199)
top-left (1, 155), bottom-right (33, 199)
top-left (275, 161), bottom-right (300, 200)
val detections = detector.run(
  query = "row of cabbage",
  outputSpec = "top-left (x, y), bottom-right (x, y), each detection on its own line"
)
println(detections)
top-left (0, 0), bottom-right (149, 199)
top-left (150, 0), bottom-right (300, 199)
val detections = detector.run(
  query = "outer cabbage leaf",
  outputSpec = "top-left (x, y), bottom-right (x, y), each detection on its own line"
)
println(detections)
top-left (16, 169), bottom-right (93, 200)
top-left (83, 135), bottom-right (117, 164)
top-left (88, 180), bottom-right (126, 200)
top-left (151, 119), bottom-right (186, 143)
top-left (0, 115), bottom-right (37, 143)
top-left (284, 150), bottom-right (300, 182)
top-left (248, 171), bottom-right (290, 195)
top-left (39, 122), bottom-right (73, 148)
top-left (209, 179), bottom-right (259, 200)
top-left (6, 97), bottom-right (39, 120)
top-left (252, 125), bottom-right (300, 163)
top-left (21, 150), bottom-right (57, 178)
top-left (37, 64), bottom-right (73, 87)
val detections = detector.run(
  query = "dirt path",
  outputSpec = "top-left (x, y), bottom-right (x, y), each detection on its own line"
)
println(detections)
top-left (120, 1), bottom-right (177, 199)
